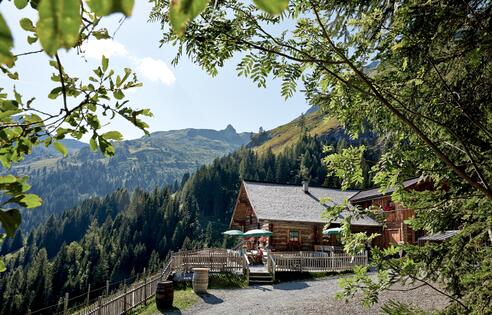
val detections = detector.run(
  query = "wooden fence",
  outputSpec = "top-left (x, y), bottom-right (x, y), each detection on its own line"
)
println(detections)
top-left (271, 251), bottom-right (368, 272)
top-left (28, 248), bottom-right (369, 315)
top-left (172, 248), bottom-right (244, 273)
top-left (73, 254), bottom-right (174, 315)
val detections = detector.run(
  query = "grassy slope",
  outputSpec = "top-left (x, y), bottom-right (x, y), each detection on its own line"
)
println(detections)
top-left (254, 110), bottom-right (338, 155)
top-left (131, 289), bottom-right (199, 315)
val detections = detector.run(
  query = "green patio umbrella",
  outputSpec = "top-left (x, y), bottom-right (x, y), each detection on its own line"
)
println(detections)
top-left (323, 227), bottom-right (342, 236)
top-left (222, 230), bottom-right (245, 236)
top-left (242, 229), bottom-right (272, 237)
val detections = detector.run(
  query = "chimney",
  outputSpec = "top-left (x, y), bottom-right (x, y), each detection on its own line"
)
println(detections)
top-left (302, 180), bottom-right (309, 193)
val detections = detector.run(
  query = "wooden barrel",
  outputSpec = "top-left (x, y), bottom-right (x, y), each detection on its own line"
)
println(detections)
top-left (192, 268), bottom-right (209, 293)
top-left (155, 281), bottom-right (174, 311)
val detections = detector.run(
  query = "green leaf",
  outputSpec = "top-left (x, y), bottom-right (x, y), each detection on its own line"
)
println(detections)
top-left (14, 0), bottom-right (29, 9)
top-left (0, 175), bottom-right (18, 185)
top-left (53, 141), bottom-right (68, 156)
top-left (7, 71), bottom-right (18, 80)
top-left (0, 14), bottom-right (14, 66)
top-left (48, 86), bottom-right (62, 99)
top-left (0, 258), bottom-right (5, 272)
top-left (30, 0), bottom-right (40, 9)
top-left (93, 28), bottom-right (110, 40)
top-left (102, 130), bottom-right (123, 141)
top-left (87, 0), bottom-right (135, 17)
top-left (169, 0), bottom-right (210, 35)
top-left (102, 55), bottom-right (109, 72)
top-left (19, 18), bottom-right (35, 31)
top-left (98, 136), bottom-right (115, 157)
top-left (12, 194), bottom-right (42, 209)
top-left (113, 89), bottom-right (124, 100)
top-left (36, 0), bottom-right (81, 56)
top-left (253, 0), bottom-right (288, 15)
top-left (0, 209), bottom-right (21, 237)
top-left (89, 137), bottom-right (97, 151)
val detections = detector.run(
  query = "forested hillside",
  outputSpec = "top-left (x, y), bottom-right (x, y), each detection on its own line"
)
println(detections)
top-left (0, 131), bottom-right (380, 314)
top-left (7, 125), bottom-right (251, 231)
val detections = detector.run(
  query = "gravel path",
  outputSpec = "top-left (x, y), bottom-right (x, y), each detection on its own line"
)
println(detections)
top-left (169, 275), bottom-right (449, 315)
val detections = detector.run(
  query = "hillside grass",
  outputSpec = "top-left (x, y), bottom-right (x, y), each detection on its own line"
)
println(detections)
top-left (130, 288), bottom-right (198, 315)
top-left (255, 111), bottom-right (338, 155)
top-left (132, 273), bottom-right (246, 314)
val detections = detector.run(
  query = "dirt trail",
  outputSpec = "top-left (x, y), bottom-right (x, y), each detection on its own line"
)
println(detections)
top-left (166, 275), bottom-right (449, 315)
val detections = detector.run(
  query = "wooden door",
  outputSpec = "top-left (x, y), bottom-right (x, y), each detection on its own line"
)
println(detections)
top-left (385, 229), bottom-right (401, 246)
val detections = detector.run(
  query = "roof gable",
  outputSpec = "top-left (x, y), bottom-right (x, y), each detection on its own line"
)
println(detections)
top-left (242, 181), bottom-right (380, 226)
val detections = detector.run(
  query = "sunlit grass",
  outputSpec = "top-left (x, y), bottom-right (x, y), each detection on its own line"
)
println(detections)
top-left (131, 288), bottom-right (199, 314)
top-left (255, 111), bottom-right (338, 155)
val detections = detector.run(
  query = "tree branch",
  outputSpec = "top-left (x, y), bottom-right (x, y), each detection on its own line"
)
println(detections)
top-left (54, 53), bottom-right (69, 113)
top-left (13, 49), bottom-right (44, 58)
top-left (309, 0), bottom-right (492, 201)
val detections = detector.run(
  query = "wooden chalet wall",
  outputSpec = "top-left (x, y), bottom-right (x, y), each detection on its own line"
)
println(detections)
top-left (261, 220), bottom-right (321, 251)
top-left (261, 220), bottom-right (382, 251)
top-left (229, 184), bottom-right (260, 232)
top-left (352, 196), bottom-right (417, 247)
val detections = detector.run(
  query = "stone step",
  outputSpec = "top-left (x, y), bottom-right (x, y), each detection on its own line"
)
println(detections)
top-left (249, 274), bottom-right (272, 279)
top-left (249, 272), bottom-right (270, 277)
top-left (249, 272), bottom-right (273, 285)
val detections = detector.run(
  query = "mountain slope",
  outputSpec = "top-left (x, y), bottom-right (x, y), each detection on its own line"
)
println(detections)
top-left (10, 125), bottom-right (251, 230)
top-left (249, 108), bottom-right (338, 154)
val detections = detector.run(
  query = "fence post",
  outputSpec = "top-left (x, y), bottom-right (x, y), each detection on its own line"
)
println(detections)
top-left (97, 296), bottom-right (102, 315)
top-left (144, 273), bottom-right (148, 306)
top-left (86, 283), bottom-right (91, 307)
top-left (63, 292), bottom-right (69, 315)
top-left (123, 279), bottom-right (127, 314)
top-left (106, 279), bottom-right (110, 296)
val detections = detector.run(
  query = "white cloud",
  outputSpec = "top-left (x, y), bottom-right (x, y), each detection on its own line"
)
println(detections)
top-left (80, 40), bottom-right (175, 87)
top-left (137, 57), bottom-right (176, 86)
top-left (81, 39), bottom-right (129, 59)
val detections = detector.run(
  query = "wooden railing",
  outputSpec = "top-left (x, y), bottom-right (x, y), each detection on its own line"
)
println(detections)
top-left (172, 248), bottom-right (244, 273)
top-left (30, 248), bottom-right (368, 315)
top-left (271, 251), bottom-right (368, 272)
top-left (75, 253), bottom-right (174, 315)
top-left (242, 253), bottom-right (250, 283)
top-left (266, 251), bottom-right (276, 281)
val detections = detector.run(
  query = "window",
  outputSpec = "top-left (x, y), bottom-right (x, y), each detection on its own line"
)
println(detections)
top-left (289, 230), bottom-right (300, 242)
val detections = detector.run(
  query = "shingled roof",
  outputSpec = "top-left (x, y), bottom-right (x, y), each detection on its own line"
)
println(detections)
top-left (349, 177), bottom-right (421, 203)
top-left (242, 181), bottom-right (381, 226)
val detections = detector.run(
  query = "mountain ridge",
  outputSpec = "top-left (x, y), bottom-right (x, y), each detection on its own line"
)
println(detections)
top-left (9, 124), bottom-right (252, 231)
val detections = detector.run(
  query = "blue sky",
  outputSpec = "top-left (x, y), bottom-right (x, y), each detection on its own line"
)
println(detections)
top-left (1, 1), bottom-right (309, 140)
